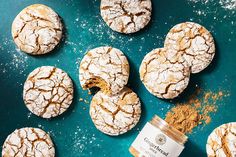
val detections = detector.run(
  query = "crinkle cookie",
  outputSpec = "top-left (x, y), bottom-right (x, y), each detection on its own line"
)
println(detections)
top-left (139, 48), bottom-right (190, 99)
top-left (12, 4), bottom-right (63, 55)
top-left (100, 0), bottom-right (152, 34)
top-left (206, 122), bottom-right (236, 157)
top-left (23, 66), bottom-right (74, 118)
top-left (79, 46), bottom-right (129, 95)
top-left (2, 127), bottom-right (55, 157)
top-left (164, 22), bottom-right (215, 73)
top-left (90, 87), bottom-right (141, 136)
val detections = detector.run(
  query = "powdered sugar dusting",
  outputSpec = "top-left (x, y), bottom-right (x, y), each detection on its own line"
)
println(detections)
top-left (12, 49), bottom-right (28, 70)
top-left (0, 38), bottom-right (29, 75)
top-left (188, 0), bottom-right (236, 10)
top-left (71, 126), bottom-right (102, 155)
top-left (220, 0), bottom-right (236, 10)
top-left (187, 0), bottom-right (235, 42)
top-left (188, 0), bottom-right (209, 4)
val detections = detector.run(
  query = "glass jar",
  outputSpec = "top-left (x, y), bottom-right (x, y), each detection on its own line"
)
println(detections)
top-left (129, 115), bottom-right (188, 157)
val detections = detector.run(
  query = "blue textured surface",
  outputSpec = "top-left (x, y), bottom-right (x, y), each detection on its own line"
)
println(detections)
top-left (0, 0), bottom-right (235, 156)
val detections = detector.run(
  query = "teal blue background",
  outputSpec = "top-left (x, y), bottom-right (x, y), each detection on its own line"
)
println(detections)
top-left (0, 0), bottom-right (235, 156)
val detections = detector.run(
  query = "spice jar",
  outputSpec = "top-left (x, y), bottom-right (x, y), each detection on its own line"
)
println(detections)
top-left (129, 115), bottom-right (188, 157)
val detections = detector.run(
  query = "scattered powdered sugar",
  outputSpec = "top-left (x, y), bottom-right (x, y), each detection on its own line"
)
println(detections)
top-left (188, 0), bottom-right (236, 10)
top-left (65, 41), bottom-right (80, 53)
top-left (0, 38), bottom-right (29, 75)
top-left (187, 0), bottom-right (235, 42)
top-left (220, 0), bottom-right (236, 10)
top-left (12, 49), bottom-right (28, 71)
top-left (71, 126), bottom-right (102, 155)
top-left (37, 124), bottom-right (44, 129)
top-left (194, 9), bottom-right (208, 16)
top-left (27, 112), bottom-right (32, 119)
top-left (188, 0), bottom-right (209, 3)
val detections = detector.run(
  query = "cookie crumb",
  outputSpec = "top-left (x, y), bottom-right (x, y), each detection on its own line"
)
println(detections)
top-left (88, 90), bottom-right (92, 95)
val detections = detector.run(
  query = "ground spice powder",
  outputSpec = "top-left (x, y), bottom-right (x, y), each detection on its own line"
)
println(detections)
top-left (165, 87), bottom-right (229, 134)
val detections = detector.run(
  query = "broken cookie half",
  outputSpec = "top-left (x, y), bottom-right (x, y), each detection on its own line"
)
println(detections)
top-left (140, 48), bottom-right (190, 99)
top-left (79, 46), bottom-right (130, 95)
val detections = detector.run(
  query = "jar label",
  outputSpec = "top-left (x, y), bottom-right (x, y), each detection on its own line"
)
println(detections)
top-left (131, 122), bottom-right (185, 157)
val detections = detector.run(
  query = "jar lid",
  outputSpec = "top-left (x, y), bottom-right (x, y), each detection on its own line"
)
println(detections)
top-left (151, 115), bottom-right (188, 145)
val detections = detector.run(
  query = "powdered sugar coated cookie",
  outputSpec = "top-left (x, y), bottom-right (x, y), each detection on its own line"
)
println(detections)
top-left (12, 4), bottom-right (63, 55)
top-left (100, 0), bottom-right (152, 34)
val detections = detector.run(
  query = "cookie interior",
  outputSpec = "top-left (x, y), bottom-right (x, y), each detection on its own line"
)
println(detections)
top-left (83, 77), bottom-right (111, 95)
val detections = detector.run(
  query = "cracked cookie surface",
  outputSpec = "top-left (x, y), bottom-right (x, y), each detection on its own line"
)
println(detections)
top-left (206, 122), bottom-right (236, 157)
top-left (100, 0), bottom-right (152, 34)
top-left (23, 66), bottom-right (74, 118)
top-left (12, 4), bottom-right (62, 55)
top-left (164, 22), bottom-right (215, 73)
top-left (2, 127), bottom-right (55, 157)
top-left (140, 48), bottom-right (190, 99)
top-left (79, 46), bottom-right (129, 95)
top-left (90, 87), bottom-right (141, 136)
